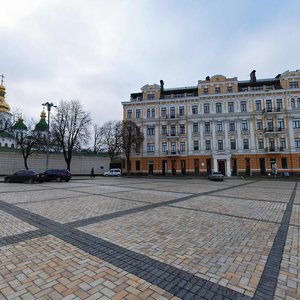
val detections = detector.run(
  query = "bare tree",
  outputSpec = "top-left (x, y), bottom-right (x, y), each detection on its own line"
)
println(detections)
top-left (92, 123), bottom-right (102, 154)
top-left (122, 120), bottom-right (144, 173)
top-left (97, 120), bottom-right (123, 160)
top-left (13, 119), bottom-right (45, 170)
top-left (52, 100), bottom-right (91, 171)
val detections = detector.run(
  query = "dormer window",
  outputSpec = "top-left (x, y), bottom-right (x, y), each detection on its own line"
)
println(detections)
top-left (215, 87), bottom-right (220, 94)
top-left (147, 94), bottom-right (155, 100)
top-left (203, 87), bottom-right (208, 94)
top-left (227, 86), bottom-right (233, 93)
top-left (289, 81), bottom-right (298, 89)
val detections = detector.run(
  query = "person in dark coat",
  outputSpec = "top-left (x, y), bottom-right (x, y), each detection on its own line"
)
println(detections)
top-left (91, 167), bottom-right (95, 178)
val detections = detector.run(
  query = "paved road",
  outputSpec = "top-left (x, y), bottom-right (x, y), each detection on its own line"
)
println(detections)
top-left (0, 177), bottom-right (299, 299)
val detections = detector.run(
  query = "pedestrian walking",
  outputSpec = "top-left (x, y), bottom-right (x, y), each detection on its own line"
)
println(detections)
top-left (91, 167), bottom-right (95, 178)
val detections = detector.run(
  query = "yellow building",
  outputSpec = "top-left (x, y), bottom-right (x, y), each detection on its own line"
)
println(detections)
top-left (122, 70), bottom-right (300, 176)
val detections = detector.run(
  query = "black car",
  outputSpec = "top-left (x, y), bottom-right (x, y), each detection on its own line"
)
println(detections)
top-left (39, 169), bottom-right (71, 182)
top-left (4, 170), bottom-right (41, 183)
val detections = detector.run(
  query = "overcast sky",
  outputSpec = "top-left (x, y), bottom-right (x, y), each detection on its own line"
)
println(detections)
top-left (1, 0), bottom-right (299, 125)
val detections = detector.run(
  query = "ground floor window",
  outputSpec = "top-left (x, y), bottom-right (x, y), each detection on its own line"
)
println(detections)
top-left (281, 157), bottom-right (288, 169)
top-left (136, 160), bottom-right (141, 171)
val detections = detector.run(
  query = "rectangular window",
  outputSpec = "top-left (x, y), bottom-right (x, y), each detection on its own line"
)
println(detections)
top-left (127, 110), bottom-right (132, 119)
top-left (147, 109), bottom-right (150, 118)
top-left (280, 138), bottom-right (286, 150)
top-left (230, 139), bottom-right (236, 150)
top-left (216, 121), bottom-right (223, 132)
top-left (203, 87), bottom-right (208, 94)
top-left (269, 139), bottom-right (275, 151)
top-left (179, 106), bottom-right (185, 116)
top-left (289, 81), bottom-right (299, 89)
top-left (216, 103), bottom-right (222, 113)
top-left (227, 86), bottom-right (232, 93)
top-left (204, 103), bottom-right (210, 113)
top-left (192, 105), bottom-right (198, 114)
top-left (151, 108), bottom-right (155, 118)
top-left (204, 122), bottom-right (211, 133)
top-left (255, 100), bottom-right (262, 111)
top-left (257, 119), bottom-right (263, 130)
top-left (295, 139), bottom-right (300, 148)
top-left (228, 102), bottom-right (234, 112)
top-left (241, 120), bottom-right (248, 131)
top-left (171, 142), bottom-right (176, 154)
top-left (291, 98), bottom-right (296, 108)
top-left (282, 158), bottom-right (288, 169)
top-left (162, 142), bottom-right (167, 153)
top-left (193, 122), bottom-right (198, 133)
top-left (205, 140), bottom-right (211, 150)
top-left (147, 94), bottom-right (155, 100)
top-left (276, 99), bottom-right (283, 111)
top-left (147, 126), bottom-right (155, 136)
top-left (258, 139), bottom-right (264, 149)
top-left (161, 107), bottom-right (166, 117)
top-left (218, 140), bottom-right (223, 150)
top-left (179, 124), bottom-right (185, 134)
top-left (278, 119), bottom-right (284, 131)
top-left (241, 101), bottom-right (247, 112)
top-left (215, 87), bottom-right (220, 94)
top-left (136, 109), bottom-right (141, 119)
top-left (147, 143), bottom-right (155, 152)
top-left (193, 140), bottom-right (199, 151)
top-left (229, 121), bottom-right (236, 132)
top-left (171, 125), bottom-right (176, 136)
top-left (266, 99), bottom-right (272, 112)
top-left (293, 119), bottom-right (300, 128)
top-left (180, 142), bottom-right (185, 152)
top-left (170, 107), bottom-right (176, 118)
top-left (243, 139), bottom-right (249, 150)
top-left (161, 125), bottom-right (167, 135)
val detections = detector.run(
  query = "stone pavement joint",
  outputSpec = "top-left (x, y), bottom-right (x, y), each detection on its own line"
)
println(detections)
top-left (253, 182), bottom-right (297, 300)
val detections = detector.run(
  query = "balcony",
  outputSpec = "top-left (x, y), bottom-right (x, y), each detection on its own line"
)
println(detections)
top-left (264, 147), bottom-right (285, 153)
top-left (263, 127), bottom-right (285, 134)
top-left (262, 107), bottom-right (284, 115)
top-left (165, 150), bottom-right (181, 156)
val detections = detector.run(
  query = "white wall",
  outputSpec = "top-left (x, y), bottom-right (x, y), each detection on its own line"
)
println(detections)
top-left (0, 151), bottom-right (110, 175)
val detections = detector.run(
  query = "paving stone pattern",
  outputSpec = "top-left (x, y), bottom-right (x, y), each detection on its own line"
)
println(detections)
top-left (0, 177), bottom-right (299, 299)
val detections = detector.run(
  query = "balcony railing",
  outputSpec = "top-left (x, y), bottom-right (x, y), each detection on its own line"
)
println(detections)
top-left (264, 147), bottom-right (285, 153)
top-left (165, 150), bottom-right (181, 156)
top-left (263, 127), bottom-right (285, 133)
top-left (262, 107), bottom-right (284, 115)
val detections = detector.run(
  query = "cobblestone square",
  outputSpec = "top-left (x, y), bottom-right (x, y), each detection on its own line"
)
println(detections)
top-left (0, 177), bottom-right (299, 299)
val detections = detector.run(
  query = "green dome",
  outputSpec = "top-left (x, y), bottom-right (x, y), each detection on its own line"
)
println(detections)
top-left (35, 119), bottom-right (48, 131)
top-left (35, 110), bottom-right (48, 132)
top-left (0, 131), bottom-right (14, 138)
top-left (12, 118), bottom-right (27, 131)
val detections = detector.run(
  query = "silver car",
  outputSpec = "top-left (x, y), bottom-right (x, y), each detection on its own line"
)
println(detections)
top-left (104, 168), bottom-right (121, 177)
top-left (208, 172), bottom-right (224, 181)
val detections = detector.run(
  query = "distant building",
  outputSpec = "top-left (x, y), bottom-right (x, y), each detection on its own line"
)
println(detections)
top-left (0, 80), bottom-right (48, 148)
top-left (122, 70), bottom-right (300, 176)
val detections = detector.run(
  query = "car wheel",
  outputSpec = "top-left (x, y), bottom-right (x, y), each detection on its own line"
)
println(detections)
top-left (65, 179), bottom-right (70, 182)
top-left (5, 178), bottom-right (10, 183)
top-left (56, 177), bottom-right (62, 182)
top-left (27, 178), bottom-right (34, 184)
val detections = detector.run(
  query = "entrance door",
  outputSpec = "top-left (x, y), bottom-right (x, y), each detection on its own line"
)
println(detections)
top-left (259, 158), bottom-right (266, 175)
top-left (218, 160), bottom-right (226, 175)
top-left (148, 161), bottom-right (153, 176)
top-left (206, 159), bottom-right (212, 175)
top-left (171, 160), bottom-right (176, 176)
top-left (162, 160), bottom-right (167, 176)
top-left (181, 160), bottom-right (186, 176)
top-left (232, 159), bottom-right (237, 176)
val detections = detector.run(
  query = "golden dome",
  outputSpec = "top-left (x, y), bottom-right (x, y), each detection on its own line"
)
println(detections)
top-left (40, 110), bottom-right (46, 119)
top-left (0, 84), bottom-right (10, 113)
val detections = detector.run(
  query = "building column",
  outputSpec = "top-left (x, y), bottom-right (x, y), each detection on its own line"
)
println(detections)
top-left (213, 157), bottom-right (218, 172)
top-left (236, 120), bottom-right (242, 151)
top-left (212, 121), bottom-right (216, 151)
top-left (288, 117), bottom-right (295, 152)
top-left (224, 120), bottom-right (229, 150)
top-left (199, 122), bottom-right (204, 150)
top-left (249, 117), bottom-right (255, 152)
top-left (226, 159), bottom-right (231, 177)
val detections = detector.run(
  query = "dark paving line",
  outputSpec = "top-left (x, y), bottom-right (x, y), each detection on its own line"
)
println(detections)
top-left (253, 182), bottom-right (297, 300)
top-left (0, 230), bottom-right (47, 247)
top-left (169, 205), bottom-right (281, 225)
top-left (0, 199), bottom-right (250, 299)
top-left (67, 180), bottom-right (256, 228)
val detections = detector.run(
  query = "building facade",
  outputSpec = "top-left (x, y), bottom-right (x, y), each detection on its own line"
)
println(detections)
top-left (122, 70), bottom-right (300, 176)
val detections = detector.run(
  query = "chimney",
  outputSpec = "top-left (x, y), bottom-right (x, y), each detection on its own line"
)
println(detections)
top-left (250, 70), bottom-right (256, 83)
top-left (160, 80), bottom-right (164, 99)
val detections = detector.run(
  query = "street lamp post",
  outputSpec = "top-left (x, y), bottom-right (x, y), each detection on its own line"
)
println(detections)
top-left (42, 102), bottom-right (56, 170)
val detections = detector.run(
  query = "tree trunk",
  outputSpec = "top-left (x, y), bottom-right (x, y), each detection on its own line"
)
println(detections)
top-left (24, 157), bottom-right (29, 170)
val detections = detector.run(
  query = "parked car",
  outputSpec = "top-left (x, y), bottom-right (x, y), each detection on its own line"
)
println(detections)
top-left (208, 172), bottom-right (224, 181)
top-left (39, 169), bottom-right (71, 182)
top-left (104, 168), bottom-right (121, 177)
top-left (4, 170), bottom-right (41, 183)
